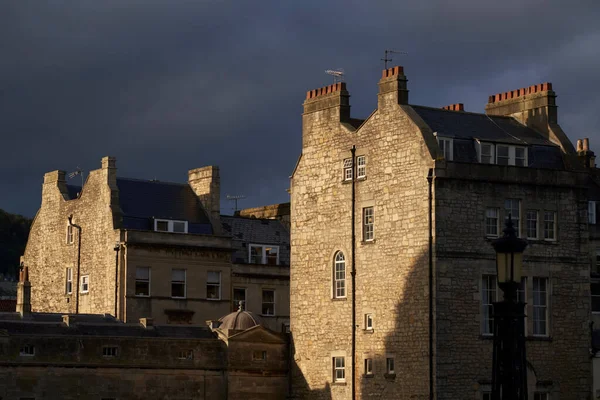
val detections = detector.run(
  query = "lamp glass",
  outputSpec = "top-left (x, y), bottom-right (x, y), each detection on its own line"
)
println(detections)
top-left (496, 252), bottom-right (523, 284)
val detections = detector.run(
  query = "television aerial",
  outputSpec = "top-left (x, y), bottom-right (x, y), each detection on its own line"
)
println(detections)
top-left (325, 68), bottom-right (345, 83)
top-left (68, 167), bottom-right (84, 188)
top-left (226, 194), bottom-right (246, 212)
top-left (381, 50), bottom-right (407, 69)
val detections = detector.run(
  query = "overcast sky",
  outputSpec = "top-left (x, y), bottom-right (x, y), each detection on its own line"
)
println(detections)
top-left (1, 1), bottom-right (599, 217)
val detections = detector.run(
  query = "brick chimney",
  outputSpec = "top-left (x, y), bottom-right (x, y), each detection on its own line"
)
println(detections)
top-left (188, 166), bottom-right (221, 234)
top-left (378, 66), bottom-right (409, 109)
top-left (485, 83), bottom-right (575, 153)
top-left (303, 82), bottom-right (350, 120)
top-left (576, 138), bottom-right (596, 168)
top-left (442, 103), bottom-right (464, 112)
top-left (41, 170), bottom-right (69, 205)
top-left (16, 266), bottom-right (31, 317)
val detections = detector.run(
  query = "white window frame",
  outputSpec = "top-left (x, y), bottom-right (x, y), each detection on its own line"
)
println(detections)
top-left (364, 358), bottom-right (373, 376)
top-left (80, 275), bottom-right (89, 293)
top-left (66, 224), bottom-right (74, 244)
top-left (504, 199), bottom-right (521, 237)
top-left (135, 267), bottom-right (151, 297)
top-left (333, 252), bottom-right (346, 299)
top-left (589, 201), bottom-right (597, 224)
top-left (248, 244), bottom-right (280, 265)
top-left (485, 208), bottom-right (499, 237)
top-left (262, 289), bottom-right (276, 316)
top-left (363, 207), bottom-right (374, 242)
top-left (206, 271), bottom-right (221, 300)
top-left (386, 356), bottom-right (395, 375)
top-left (343, 158), bottom-right (353, 181)
top-left (154, 219), bottom-right (188, 233)
top-left (65, 267), bottom-right (73, 295)
top-left (171, 269), bottom-right (186, 299)
top-left (19, 344), bottom-right (35, 356)
top-left (365, 314), bottom-right (373, 330)
top-left (481, 275), bottom-right (497, 336)
top-left (333, 357), bottom-right (346, 382)
top-left (543, 211), bottom-right (556, 241)
top-left (437, 137), bottom-right (453, 161)
top-left (496, 144), bottom-right (528, 167)
top-left (177, 349), bottom-right (194, 360)
top-left (478, 142), bottom-right (495, 164)
top-left (102, 346), bottom-right (119, 357)
top-left (356, 155), bottom-right (366, 179)
top-left (526, 210), bottom-right (539, 240)
top-left (233, 287), bottom-right (247, 311)
top-left (532, 277), bottom-right (549, 337)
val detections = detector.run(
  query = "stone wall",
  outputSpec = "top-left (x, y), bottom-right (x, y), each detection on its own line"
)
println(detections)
top-left (23, 157), bottom-right (120, 316)
top-left (291, 72), bottom-right (435, 399)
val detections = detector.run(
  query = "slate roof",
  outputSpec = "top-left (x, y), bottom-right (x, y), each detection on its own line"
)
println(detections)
top-left (221, 216), bottom-right (290, 265)
top-left (0, 313), bottom-right (215, 338)
top-left (411, 106), bottom-right (564, 169)
top-left (66, 178), bottom-right (213, 234)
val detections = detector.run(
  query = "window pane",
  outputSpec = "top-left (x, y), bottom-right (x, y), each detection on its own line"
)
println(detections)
top-left (262, 289), bottom-right (275, 315)
top-left (172, 283), bottom-right (185, 298)
top-left (207, 271), bottom-right (220, 283)
top-left (533, 277), bottom-right (548, 335)
top-left (363, 207), bottom-right (374, 241)
top-left (334, 252), bottom-right (346, 298)
top-left (156, 220), bottom-right (169, 231)
top-left (515, 147), bottom-right (526, 166)
top-left (172, 269), bottom-right (185, 281)
top-left (136, 267), bottom-right (150, 280)
top-left (357, 156), bottom-right (366, 178)
top-left (266, 247), bottom-right (278, 265)
top-left (250, 246), bottom-right (264, 264)
top-left (526, 210), bottom-right (538, 239)
top-left (233, 288), bottom-right (246, 311)
top-left (482, 275), bottom-right (496, 335)
top-left (172, 221), bottom-right (186, 233)
top-left (485, 208), bottom-right (498, 236)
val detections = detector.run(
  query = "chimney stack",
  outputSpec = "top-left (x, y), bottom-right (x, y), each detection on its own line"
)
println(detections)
top-left (485, 82), bottom-right (575, 153)
top-left (378, 66), bottom-right (409, 109)
top-left (16, 266), bottom-right (31, 317)
top-left (576, 137), bottom-right (596, 168)
top-left (188, 166), bottom-right (221, 234)
top-left (442, 103), bottom-right (464, 112)
top-left (303, 82), bottom-right (350, 122)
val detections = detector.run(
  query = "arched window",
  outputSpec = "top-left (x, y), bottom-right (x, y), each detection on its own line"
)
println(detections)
top-left (334, 252), bottom-right (346, 298)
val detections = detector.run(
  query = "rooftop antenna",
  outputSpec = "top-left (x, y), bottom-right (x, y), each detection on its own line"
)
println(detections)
top-left (226, 194), bottom-right (246, 212)
top-left (382, 50), bottom-right (408, 69)
top-left (68, 167), bottom-right (84, 188)
top-left (325, 68), bottom-right (345, 83)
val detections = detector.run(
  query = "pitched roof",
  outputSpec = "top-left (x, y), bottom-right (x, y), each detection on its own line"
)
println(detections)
top-left (411, 106), bottom-right (556, 146)
top-left (119, 178), bottom-right (213, 233)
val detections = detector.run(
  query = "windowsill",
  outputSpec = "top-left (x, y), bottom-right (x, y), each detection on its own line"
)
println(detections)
top-left (384, 373), bottom-right (396, 380)
top-left (261, 314), bottom-right (276, 318)
top-left (206, 298), bottom-right (221, 301)
top-left (363, 374), bottom-right (374, 379)
top-left (135, 295), bottom-right (150, 298)
top-left (527, 335), bottom-right (552, 342)
top-left (341, 179), bottom-right (352, 184)
top-left (171, 296), bottom-right (187, 300)
top-left (332, 381), bottom-right (347, 386)
top-left (80, 292), bottom-right (89, 295)
top-left (332, 297), bottom-right (347, 301)
top-left (357, 177), bottom-right (367, 181)
top-left (364, 329), bottom-right (374, 334)
top-left (480, 334), bottom-right (494, 340)
top-left (361, 240), bottom-right (376, 245)
top-left (19, 354), bottom-right (34, 357)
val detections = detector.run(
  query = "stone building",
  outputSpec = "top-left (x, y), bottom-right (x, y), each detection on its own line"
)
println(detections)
top-left (0, 268), bottom-right (289, 400)
top-left (290, 66), bottom-right (592, 399)
top-left (222, 209), bottom-right (291, 332)
top-left (22, 157), bottom-right (231, 325)
top-left (21, 157), bottom-right (292, 328)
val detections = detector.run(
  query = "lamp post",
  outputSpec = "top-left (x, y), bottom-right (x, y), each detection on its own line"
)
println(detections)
top-left (490, 215), bottom-right (528, 400)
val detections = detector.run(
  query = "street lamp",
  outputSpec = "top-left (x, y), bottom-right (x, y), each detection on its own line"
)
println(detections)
top-left (490, 215), bottom-right (529, 400)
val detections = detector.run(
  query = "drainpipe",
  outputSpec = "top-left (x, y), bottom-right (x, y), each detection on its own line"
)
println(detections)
top-left (68, 215), bottom-right (82, 314)
top-left (351, 145), bottom-right (357, 400)
top-left (427, 169), bottom-right (434, 400)
top-left (113, 241), bottom-right (120, 319)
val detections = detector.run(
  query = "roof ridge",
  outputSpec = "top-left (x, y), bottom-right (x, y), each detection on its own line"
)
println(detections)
top-left (116, 177), bottom-right (189, 187)
top-left (410, 104), bottom-right (517, 120)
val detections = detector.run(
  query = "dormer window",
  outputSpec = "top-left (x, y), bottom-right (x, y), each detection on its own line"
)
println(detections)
top-left (436, 137), bottom-right (453, 161)
top-left (249, 244), bottom-right (279, 265)
top-left (496, 145), bottom-right (527, 167)
top-left (154, 219), bottom-right (188, 233)
top-left (479, 142), bottom-right (495, 164)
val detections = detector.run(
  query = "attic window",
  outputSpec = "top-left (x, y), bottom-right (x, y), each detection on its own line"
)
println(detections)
top-left (249, 245), bottom-right (279, 265)
top-left (436, 136), bottom-right (453, 161)
top-left (154, 219), bottom-right (188, 233)
top-left (496, 145), bottom-right (527, 167)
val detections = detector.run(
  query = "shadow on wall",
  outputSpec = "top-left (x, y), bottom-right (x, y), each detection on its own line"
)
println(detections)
top-left (289, 333), bottom-right (332, 399)
top-left (359, 251), bottom-right (432, 400)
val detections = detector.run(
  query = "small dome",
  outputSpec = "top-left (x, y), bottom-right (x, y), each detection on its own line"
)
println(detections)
top-left (218, 303), bottom-right (262, 331)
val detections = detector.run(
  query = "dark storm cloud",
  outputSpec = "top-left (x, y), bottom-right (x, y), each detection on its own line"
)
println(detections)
top-left (1, 0), bottom-right (599, 216)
